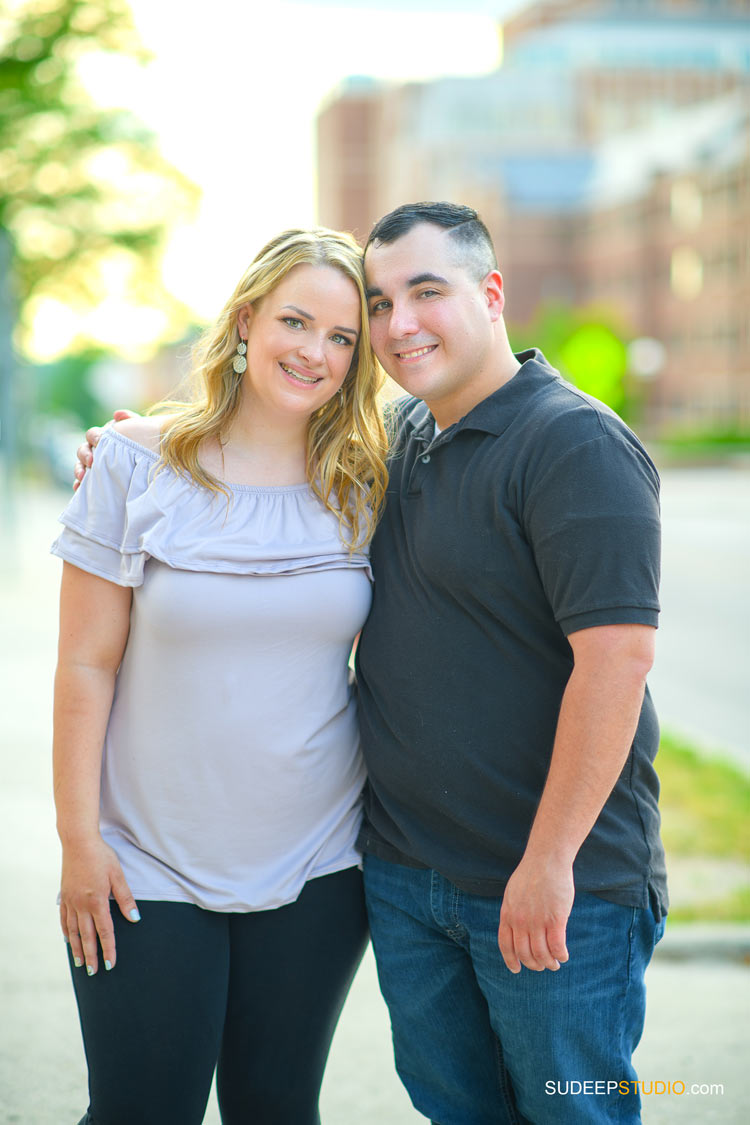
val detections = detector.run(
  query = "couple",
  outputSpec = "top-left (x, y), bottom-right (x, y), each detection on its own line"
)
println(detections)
top-left (53, 202), bottom-right (667, 1125)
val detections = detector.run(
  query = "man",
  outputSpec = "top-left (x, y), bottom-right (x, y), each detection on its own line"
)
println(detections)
top-left (77, 202), bottom-right (666, 1124)
top-left (355, 202), bottom-right (666, 1124)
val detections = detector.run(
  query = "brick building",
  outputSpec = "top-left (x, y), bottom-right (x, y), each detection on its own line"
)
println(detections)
top-left (316, 0), bottom-right (750, 425)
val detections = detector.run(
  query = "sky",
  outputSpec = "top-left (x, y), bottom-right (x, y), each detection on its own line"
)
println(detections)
top-left (72, 0), bottom-right (522, 340)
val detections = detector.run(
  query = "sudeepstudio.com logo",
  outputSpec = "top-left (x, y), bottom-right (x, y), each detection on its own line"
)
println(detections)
top-left (545, 1080), bottom-right (725, 1097)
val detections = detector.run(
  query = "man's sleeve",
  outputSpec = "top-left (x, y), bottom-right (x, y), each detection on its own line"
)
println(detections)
top-left (523, 432), bottom-right (661, 636)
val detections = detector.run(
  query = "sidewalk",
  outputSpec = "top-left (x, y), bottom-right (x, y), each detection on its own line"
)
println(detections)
top-left (2, 919), bottom-right (748, 1123)
top-left (1, 483), bottom-right (748, 1123)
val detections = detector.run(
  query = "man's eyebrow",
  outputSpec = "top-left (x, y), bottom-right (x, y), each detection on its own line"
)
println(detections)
top-left (408, 273), bottom-right (449, 287)
top-left (365, 273), bottom-right (449, 301)
top-left (282, 305), bottom-right (358, 336)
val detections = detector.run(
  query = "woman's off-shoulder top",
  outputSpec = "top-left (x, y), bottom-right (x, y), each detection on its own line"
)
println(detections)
top-left (52, 427), bottom-right (372, 911)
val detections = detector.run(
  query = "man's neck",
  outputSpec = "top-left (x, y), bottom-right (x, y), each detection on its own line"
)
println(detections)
top-left (427, 353), bottom-right (522, 430)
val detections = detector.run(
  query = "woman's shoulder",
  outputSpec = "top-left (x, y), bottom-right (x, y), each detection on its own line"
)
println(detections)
top-left (111, 413), bottom-right (180, 453)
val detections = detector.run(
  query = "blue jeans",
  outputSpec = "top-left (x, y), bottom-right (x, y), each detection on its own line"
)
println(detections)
top-left (363, 855), bottom-right (665, 1125)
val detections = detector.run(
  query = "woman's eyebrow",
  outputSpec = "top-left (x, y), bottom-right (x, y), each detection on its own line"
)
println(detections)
top-left (282, 303), bottom-right (314, 319)
top-left (282, 305), bottom-right (358, 337)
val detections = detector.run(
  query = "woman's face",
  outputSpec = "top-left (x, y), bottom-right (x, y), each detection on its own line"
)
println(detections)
top-left (238, 263), bottom-right (361, 421)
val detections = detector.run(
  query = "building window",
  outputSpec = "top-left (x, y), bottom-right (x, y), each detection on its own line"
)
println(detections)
top-left (671, 247), bottom-right (704, 300)
top-left (670, 179), bottom-right (703, 231)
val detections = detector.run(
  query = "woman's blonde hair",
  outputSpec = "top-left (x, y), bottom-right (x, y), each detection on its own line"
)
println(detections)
top-left (157, 227), bottom-right (388, 548)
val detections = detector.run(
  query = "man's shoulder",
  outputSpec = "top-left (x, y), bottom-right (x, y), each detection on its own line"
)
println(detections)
top-left (493, 354), bottom-right (657, 489)
top-left (521, 366), bottom-right (642, 452)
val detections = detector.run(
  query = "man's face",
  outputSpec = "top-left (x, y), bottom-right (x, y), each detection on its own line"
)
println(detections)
top-left (364, 222), bottom-right (501, 421)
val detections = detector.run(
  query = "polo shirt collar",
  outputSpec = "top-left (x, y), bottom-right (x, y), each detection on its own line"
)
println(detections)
top-left (403, 397), bottom-right (434, 439)
top-left (453, 350), bottom-right (559, 438)
top-left (401, 350), bottom-right (560, 444)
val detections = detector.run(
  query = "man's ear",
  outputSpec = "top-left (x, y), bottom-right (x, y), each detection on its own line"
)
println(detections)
top-left (484, 270), bottom-right (505, 322)
top-left (236, 302), bottom-right (254, 338)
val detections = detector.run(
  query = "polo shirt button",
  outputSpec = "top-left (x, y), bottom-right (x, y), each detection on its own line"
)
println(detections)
top-left (421, 454), bottom-right (430, 464)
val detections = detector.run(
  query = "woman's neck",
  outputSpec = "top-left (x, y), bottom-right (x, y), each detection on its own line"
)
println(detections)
top-left (202, 397), bottom-right (311, 488)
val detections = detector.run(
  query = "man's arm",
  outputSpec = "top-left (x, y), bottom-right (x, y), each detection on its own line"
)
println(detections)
top-left (497, 622), bottom-right (655, 974)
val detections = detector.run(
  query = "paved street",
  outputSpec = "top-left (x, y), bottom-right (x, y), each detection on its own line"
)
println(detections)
top-left (648, 465), bottom-right (750, 772)
top-left (1, 469), bottom-right (748, 1123)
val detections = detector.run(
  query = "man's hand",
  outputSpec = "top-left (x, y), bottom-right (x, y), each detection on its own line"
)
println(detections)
top-left (73, 409), bottom-right (138, 490)
top-left (497, 857), bottom-right (573, 974)
top-left (496, 623), bottom-right (655, 975)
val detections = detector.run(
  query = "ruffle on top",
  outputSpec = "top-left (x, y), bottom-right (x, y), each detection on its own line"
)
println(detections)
top-left (51, 427), bottom-right (371, 586)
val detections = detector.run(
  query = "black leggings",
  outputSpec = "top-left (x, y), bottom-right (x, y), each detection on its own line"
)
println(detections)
top-left (69, 867), bottom-right (369, 1125)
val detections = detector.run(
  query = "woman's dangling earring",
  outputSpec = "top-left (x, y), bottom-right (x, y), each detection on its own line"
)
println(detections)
top-left (338, 387), bottom-right (344, 408)
top-left (233, 339), bottom-right (247, 374)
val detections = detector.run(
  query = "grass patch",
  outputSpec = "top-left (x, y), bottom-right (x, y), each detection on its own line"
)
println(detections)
top-left (651, 427), bottom-right (750, 465)
top-left (656, 732), bottom-right (750, 922)
top-left (667, 885), bottom-right (750, 925)
top-left (656, 731), bottom-right (750, 860)
top-left (659, 425), bottom-right (750, 447)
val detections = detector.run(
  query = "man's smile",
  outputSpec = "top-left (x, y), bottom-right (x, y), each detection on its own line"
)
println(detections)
top-left (394, 344), bottom-right (438, 362)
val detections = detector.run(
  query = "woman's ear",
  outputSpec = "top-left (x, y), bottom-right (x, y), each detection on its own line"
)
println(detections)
top-left (236, 303), bottom-right (254, 339)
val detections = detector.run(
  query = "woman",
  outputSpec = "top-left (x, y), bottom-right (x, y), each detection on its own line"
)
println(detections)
top-left (52, 228), bottom-right (388, 1125)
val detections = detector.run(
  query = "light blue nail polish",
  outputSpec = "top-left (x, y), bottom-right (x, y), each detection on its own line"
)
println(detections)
top-left (129, 908), bottom-right (141, 922)
top-left (104, 960), bottom-right (112, 971)
top-left (74, 956), bottom-right (83, 968)
top-left (86, 965), bottom-right (95, 976)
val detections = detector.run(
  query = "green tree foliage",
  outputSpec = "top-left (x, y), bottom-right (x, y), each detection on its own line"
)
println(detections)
top-left (36, 348), bottom-right (106, 422)
top-left (509, 303), bottom-right (630, 417)
top-left (0, 0), bottom-right (199, 352)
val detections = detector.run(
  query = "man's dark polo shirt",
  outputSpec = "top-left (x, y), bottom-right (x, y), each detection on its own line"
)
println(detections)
top-left (356, 350), bottom-right (668, 918)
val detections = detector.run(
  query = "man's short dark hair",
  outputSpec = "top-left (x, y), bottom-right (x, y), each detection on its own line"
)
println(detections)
top-left (365, 202), bottom-right (497, 281)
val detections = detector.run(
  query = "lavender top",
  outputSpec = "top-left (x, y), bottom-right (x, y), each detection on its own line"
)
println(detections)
top-left (51, 427), bottom-right (371, 911)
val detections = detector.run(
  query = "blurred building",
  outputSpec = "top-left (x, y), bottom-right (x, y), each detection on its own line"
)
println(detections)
top-left (317, 0), bottom-right (750, 427)
top-left (576, 93), bottom-right (748, 423)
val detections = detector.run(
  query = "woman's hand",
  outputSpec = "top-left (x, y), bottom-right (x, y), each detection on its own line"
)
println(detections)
top-left (73, 409), bottom-right (138, 491)
top-left (60, 834), bottom-right (140, 975)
